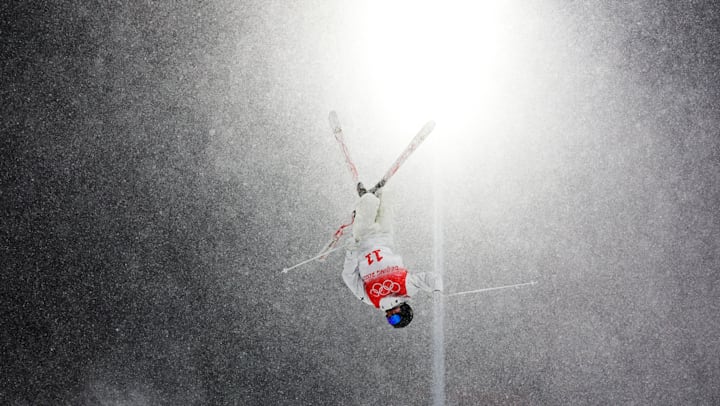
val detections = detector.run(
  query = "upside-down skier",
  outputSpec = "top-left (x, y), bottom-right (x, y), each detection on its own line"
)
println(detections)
top-left (342, 183), bottom-right (443, 328)
top-left (283, 112), bottom-right (535, 323)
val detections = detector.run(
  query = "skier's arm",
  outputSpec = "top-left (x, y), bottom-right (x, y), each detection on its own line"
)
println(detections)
top-left (341, 250), bottom-right (369, 303)
top-left (407, 272), bottom-right (444, 294)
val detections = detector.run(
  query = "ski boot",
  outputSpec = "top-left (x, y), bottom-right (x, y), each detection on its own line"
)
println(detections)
top-left (369, 179), bottom-right (386, 195)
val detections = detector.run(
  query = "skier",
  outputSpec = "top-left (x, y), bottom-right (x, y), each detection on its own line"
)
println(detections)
top-left (342, 183), bottom-right (443, 328)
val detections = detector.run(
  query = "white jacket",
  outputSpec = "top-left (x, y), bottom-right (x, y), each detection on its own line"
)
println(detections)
top-left (342, 233), bottom-right (443, 310)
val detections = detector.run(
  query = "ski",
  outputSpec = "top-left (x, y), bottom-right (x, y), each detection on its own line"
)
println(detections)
top-left (370, 120), bottom-right (435, 193)
top-left (317, 111), bottom-right (361, 261)
top-left (329, 111), bottom-right (360, 186)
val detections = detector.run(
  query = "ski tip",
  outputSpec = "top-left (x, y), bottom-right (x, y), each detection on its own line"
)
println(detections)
top-left (414, 120), bottom-right (435, 138)
top-left (328, 111), bottom-right (342, 133)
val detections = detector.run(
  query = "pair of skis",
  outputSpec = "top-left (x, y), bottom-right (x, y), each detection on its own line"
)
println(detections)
top-left (281, 112), bottom-right (435, 273)
top-left (330, 111), bottom-right (436, 197)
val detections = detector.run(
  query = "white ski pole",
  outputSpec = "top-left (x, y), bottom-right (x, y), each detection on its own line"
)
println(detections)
top-left (317, 213), bottom-right (354, 261)
top-left (282, 242), bottom-right (353, 273)
top-left (444, 281), bottom-right (538, 297)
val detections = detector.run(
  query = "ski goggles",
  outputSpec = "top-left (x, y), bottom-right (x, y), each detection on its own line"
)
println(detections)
top-left (387, 314), bottom-right (402, 326)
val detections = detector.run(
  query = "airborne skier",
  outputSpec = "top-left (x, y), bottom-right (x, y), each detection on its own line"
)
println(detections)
top-left (281, 111), bottom-right (442, 327)
top-left (342, 184), bottom-right (443, 328)
top-left (282, 112), bottom-right (535, 323)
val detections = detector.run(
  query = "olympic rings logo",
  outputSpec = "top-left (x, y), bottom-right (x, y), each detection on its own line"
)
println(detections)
top-left (370, 280), bottom-right (401, 297)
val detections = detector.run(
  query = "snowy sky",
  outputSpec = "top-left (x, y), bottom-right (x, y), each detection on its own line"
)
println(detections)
top-left (5, 1), bottom-right (720, 404)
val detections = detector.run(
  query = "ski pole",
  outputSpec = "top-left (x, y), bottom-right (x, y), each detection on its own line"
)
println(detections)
top-left (444, 281), bottom-right (538, 298)
top-left (282, 243), bottom-right (353, 273)
top-left (317, 211), bottom-right (355, 261)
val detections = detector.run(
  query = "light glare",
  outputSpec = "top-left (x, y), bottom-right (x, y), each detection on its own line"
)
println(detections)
top-left (359, 1), bottom-right (513, 129)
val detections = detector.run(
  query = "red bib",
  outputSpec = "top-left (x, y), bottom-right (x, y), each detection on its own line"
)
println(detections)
top-left (362, 266), bottom-right (408, 308)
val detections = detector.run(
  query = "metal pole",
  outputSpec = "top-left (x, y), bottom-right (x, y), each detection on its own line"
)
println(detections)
top-left (445, 281), bottom-right (538, 298)
top-left (432, 143), bottom-right (445, 406)
top-left (281, 243), bottom-right (349, 273)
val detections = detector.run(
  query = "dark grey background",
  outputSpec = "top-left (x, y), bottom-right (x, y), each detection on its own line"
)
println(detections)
top-left (3, 1), bottom-right (719, 404)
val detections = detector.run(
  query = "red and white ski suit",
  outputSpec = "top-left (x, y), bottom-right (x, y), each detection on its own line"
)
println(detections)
top-left (341, 191), bottom-right (442, 311)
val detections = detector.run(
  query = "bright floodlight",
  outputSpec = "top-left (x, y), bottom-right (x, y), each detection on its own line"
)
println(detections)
top-left (358, 1), bottom-right (518, 130)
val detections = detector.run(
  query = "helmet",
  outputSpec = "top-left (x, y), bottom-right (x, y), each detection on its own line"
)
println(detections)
top-left (386, 302), bottom-right (413, 328)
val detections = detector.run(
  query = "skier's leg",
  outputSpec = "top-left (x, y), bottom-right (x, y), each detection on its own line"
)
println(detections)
top-left (353, 193), bottom-right (380, 241)
top-left (375, 187), bottom-right (394, 235)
